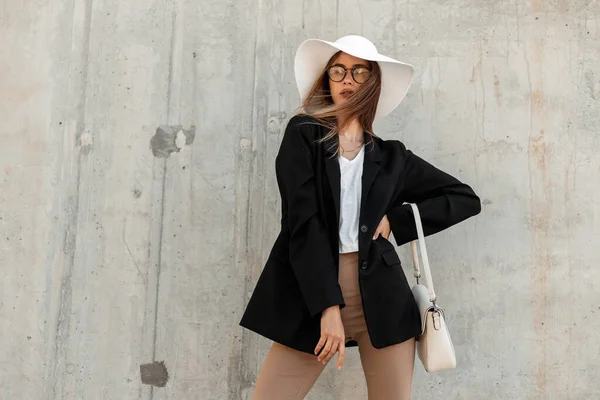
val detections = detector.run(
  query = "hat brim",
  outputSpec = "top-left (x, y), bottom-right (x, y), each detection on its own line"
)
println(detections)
top-left (294, 38), bottom-right (414, 119)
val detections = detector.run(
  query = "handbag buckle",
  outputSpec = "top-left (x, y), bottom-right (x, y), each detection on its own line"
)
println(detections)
top-left (414, 272), bottom-right (421, 284)
top-left (431, 299), bottom-right (442, 330)
top-left (432, 310), bottom-right (442, 330)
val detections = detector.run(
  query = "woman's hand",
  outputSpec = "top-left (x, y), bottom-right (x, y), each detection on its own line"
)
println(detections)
top-left (315, 305), bottom-right (345, 370)
top-left (373, 214), bottom-right (391, 240)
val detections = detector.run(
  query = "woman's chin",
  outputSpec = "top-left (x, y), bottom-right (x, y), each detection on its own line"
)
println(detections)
top-left (333, 97), bottom-right (348, 106)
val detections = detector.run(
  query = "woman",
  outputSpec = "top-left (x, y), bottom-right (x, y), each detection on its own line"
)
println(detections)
top-left (239, 35), bottom-right (481, 399)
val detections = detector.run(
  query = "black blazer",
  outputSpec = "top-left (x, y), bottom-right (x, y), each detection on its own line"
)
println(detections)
top-left (239, 114), bottom-right (481, 354)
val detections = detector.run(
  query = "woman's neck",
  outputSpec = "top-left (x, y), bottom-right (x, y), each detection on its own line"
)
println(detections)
top-left (337, 118), bottom-right (364, 142)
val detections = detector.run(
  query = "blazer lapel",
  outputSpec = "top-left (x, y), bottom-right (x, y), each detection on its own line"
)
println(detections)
top-left (324, 136), bottom-right (341, 225)
top-left (360, 137), bottom-right (383, 217)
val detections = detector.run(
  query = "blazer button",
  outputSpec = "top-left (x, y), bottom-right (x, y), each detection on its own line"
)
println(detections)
top-left (361, 261), bottom-right (368, 270)
top-left (360, 225), bottom-right (368, 233)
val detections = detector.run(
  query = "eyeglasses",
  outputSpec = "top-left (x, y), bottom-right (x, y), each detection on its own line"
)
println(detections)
top-left (327, 65), bottom-right (371, 84)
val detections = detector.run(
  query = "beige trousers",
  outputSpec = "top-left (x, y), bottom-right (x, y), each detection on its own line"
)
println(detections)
top-left (252, 252), bottom-right (416, 400)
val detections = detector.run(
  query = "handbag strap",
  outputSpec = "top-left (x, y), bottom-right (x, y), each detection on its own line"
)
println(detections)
top-left (408, 203), bottom-right (437, 303)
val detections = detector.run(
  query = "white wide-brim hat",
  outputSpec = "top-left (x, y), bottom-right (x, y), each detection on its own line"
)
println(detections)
top-left (294, 35), bottom-right (414, 120)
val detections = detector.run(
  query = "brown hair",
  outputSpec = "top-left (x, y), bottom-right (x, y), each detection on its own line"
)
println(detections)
top-left (297, 51), bottom-right (382, 155)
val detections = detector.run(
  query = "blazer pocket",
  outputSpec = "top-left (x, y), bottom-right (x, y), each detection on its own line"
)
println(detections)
top-left (381, 249), bottom-right (401, 267)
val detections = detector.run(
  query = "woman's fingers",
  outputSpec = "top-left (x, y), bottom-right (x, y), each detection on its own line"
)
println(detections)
top-left (374, 215), bottom-right (391, 240)
top-left (322, 337), bottom-right (338, 364)
top-left (336, 341), bottom-right (346, 370)
top-left (373, 227), bottom-right (381, 240)
top-left (316, 335), bottom-right (346, 365)
top-left (317, 337), bottom-right (334, 363)
top-left (314, 336), bottom-right (326, 356)
top-left (382, 227), bottom-right (390, 239)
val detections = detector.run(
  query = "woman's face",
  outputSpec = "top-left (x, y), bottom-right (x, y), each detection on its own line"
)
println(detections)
top-left (327, 52), bottom-right (371, 106)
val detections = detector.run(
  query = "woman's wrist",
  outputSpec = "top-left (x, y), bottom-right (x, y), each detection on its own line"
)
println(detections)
top-left (322, 305), bottom-right (341, 315)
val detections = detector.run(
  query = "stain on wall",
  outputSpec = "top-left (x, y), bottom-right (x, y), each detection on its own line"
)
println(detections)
top-left (140, 361), bottom-right (169, 388)
top-left (150, 125), bottom-right (196, 158)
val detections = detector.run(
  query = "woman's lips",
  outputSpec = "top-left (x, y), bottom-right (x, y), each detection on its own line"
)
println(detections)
top-left (340, 90), bottom-right (354, 98)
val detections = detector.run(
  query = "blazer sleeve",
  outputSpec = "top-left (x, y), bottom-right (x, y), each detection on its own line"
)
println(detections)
top-left (275, 116), bottom-right (345, 318)
top-left (387, 141), bottom-right (481, 247)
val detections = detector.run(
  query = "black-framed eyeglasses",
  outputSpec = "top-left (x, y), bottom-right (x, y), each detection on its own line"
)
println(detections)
top-left (327, 65), bottom-right (371, 84)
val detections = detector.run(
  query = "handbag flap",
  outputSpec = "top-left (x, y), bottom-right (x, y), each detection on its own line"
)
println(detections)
top-left (412, 284), bottom-right (445, 333)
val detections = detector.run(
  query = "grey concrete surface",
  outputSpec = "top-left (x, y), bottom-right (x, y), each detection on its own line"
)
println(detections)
top-left (1, 0), bottom-right (599, 399)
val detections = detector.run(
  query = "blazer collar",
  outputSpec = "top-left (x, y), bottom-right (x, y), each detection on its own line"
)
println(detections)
top-left (324, 135), bottom-right (341, 223)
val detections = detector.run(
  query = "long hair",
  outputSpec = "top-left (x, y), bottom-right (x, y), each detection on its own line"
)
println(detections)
top-left (297, 51), bottom-right (382, 155)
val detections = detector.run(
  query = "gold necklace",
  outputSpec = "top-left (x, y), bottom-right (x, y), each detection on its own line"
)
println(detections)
top-left (339, 141), bottom-right (364, 154)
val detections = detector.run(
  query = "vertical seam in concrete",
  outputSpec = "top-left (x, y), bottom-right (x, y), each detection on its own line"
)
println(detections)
top-left (148, 162), bottom-right (167, 400)
top-left (244, 1), bottom-right (261, 251)
top-left (152, 6), bottom-right (179, 357)
top-left (234, 1), bottom-right (262, 397)
top-left (46, 0), bottom-right (94, 398)
top-left (153, 0), bottom-right (180, 363)
top-left (145, 6), bottom-right (179, 400)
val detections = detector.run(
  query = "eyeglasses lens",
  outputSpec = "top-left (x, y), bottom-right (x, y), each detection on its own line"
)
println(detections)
top-left (327, 66), bottom-right (370, 83)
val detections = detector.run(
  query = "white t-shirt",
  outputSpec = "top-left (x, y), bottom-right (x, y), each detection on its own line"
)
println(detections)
top-left (338, 146), bottom-right (365, 253)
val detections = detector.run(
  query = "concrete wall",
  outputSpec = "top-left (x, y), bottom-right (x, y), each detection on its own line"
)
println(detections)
top-left (1, 0), bottom-right (598, 399)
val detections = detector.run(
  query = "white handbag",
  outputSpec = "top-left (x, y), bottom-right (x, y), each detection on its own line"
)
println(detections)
top-left (407, 203), bottom-right (457, 372)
